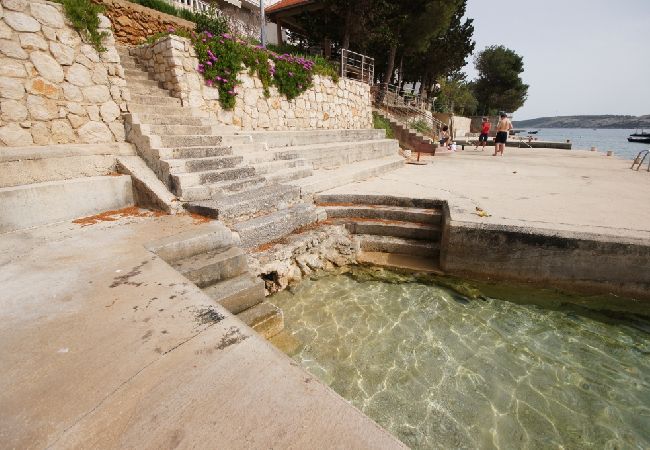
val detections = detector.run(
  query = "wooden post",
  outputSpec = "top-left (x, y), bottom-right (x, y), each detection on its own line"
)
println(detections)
top-left (276, 20), bottom-right (283, 45)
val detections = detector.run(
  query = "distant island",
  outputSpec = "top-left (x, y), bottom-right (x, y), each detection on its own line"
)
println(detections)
top-left (514, 115), bottom-right (650, 129)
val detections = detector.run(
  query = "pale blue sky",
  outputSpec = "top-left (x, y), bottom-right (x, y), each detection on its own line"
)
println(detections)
top-left (462, 0), bottom-right (650, 119)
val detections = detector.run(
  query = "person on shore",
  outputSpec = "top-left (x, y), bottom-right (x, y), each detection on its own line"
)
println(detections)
top-left (493, 112), bottom-right (512, 156)
top-left (439, 125), bottom-right (450, 149)
top-left (475, 117), bottom-right (491, 151)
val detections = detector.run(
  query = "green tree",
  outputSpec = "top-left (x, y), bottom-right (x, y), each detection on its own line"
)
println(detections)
top-left (473, 45), bottom-right (529, 115)
top-left (434, 72), bottom-right (477, 116)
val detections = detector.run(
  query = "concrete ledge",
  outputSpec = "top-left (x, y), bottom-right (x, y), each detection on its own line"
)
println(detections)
top-left (442, 220), bottom-right (650, 300)
top-left (0, 143), bottom-right (135, 163)
top-left (0, 176), bottom-right (134, 233)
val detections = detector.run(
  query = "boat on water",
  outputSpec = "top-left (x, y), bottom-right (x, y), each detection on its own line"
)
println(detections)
top-left (628, 130), bottom-right (650, 143)
top-left (527, 130), bottom-right (539, 134)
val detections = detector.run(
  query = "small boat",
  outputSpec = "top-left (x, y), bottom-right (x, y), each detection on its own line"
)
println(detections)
top-left (527, 130), bottom-right (539, 134)
top-left (628, 130), bottom-right (650, 143)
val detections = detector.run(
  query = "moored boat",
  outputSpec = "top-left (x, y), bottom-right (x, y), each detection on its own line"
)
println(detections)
top-left (628, 130), bottom-right (650, 143)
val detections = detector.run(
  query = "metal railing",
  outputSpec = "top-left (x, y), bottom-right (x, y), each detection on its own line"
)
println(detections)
top-left (165, 0), bottom-right (212, 13)
top-left (631, 149), bottom-right (650, 171)
top-left (373, 83), bottom-right (445, 139)
top-left (340, 49), bottom-right (374, 85)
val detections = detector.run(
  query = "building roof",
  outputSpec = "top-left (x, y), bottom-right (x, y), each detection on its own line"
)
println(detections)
top-left (266, 0), bottom-right (310, 14)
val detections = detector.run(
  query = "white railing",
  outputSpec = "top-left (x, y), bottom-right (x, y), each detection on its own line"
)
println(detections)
top-left (340, 49), bottom-right (374, 85)
top-left (166, 0), bottom-right (212, 13)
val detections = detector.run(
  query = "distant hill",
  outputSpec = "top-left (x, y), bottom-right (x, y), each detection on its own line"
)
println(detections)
top-left (513, 115), bottom-right (650, 129)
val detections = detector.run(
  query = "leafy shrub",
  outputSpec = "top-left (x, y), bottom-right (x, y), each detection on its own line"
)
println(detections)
top-left (130, 0), bottom-right (178, 16)
top-left (373, 112), bottom-right (394, 139)
top-left (52, 0), bottom-right (109, 52)
top-left (410, 119), bottom-right (432, 134)
top-left (128, 0), bottom-right (228, 37)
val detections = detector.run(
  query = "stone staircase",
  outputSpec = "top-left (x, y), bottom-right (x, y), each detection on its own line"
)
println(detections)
top-left (146, 222), bottom-right (283, 339)
top-left (315, 194), bottom-right (444, 272)
top-left (373, 109), bottom-right (445, 156)
top-left (119, 45), bottom-right (404, 248)
top-left (118, 46), bottom-right (323, 248)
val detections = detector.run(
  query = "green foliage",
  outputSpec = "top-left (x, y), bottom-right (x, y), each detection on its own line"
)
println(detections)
top-left (192, 32), bottom-right (328, 109)
top-left (434, 73), bottom-right (478, 116)
top-left (52, 0), bottom-right (109, 52)
top-left (473, 45), bottom-right (529, 115)
top-left (409, 119), bottom-right (431, 135)
top-left (373, 112), bottom-right (394, 138)
top-left (128, 0), bottom-right (229, 36)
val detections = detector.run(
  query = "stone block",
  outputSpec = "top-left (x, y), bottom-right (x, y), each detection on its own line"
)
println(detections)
top-left (3, 11), bottom-right (40, 32)
top-left (67, 113), bottom-right (87, 129)
top-left (1, 0), bottom-right (26, 12)
top-left (0, 121), bottom-right (32, 145)
top-left (1, 98), bottom-right (26, 121)
top-left (66, 63), bottom-right (93, 87)
top-left (26, 94), bottom-right (57, 120)
top-left (78, 120), bottom-right (112, 143)
top-left (0, 75), bottom-right (24, 99)
top-left (82, 85), bottom-right (110, 103)
top-left (0, 21), bottom-right (11, 39)
top-left (30, 2), bottom-right (64, 28)
top-left (0, 38), bottom-right (27, 59)
top-left (0, 57), bottom-right (26, 77)
top-left (19, 32), bottom-right (46, 50)
top-left (100, 100), bottom-right (120, 122)
top-left (26, 77), bottom-right (61, 99)
top-left (29, 51), bottom-right (64, 83)
top-left (50, 119), bottom-right (74, 143)
top-left (30, 121), bottom-right (49, 145)
top-left (86, 105), bottom-right (100, 121)
top-left (57, 27), bottom-right (80, 47)
top-left (48, 42), bottom-right (73, 66)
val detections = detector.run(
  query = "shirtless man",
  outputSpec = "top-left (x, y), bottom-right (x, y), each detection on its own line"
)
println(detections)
top-left (493, 112), bottom-right (512, 156)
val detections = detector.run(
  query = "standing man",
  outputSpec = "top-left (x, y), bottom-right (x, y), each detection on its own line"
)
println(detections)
top-left (475, 117), bottom-right (491, 151)
top-left (493, 112), bottom-right (512, 156)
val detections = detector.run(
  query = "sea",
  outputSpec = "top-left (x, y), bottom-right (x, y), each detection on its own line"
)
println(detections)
top-left (527, 128), bottom-right (647, 161)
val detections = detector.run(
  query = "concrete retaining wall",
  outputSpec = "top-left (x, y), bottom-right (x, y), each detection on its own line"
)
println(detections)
top-left (0, 175), bottom-right (134, 232)
top-left (0, 0), bottom-right (128, 147)
top-left (132, 35), bottom-right (373, 131)
top-left (441, 221), bottom-right (650, 300)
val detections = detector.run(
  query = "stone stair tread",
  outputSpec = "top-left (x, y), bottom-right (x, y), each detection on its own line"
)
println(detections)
top-left (341, 219), bottom-right (441, 241)
top-left (237, 301), bottom-right (283, 339)
top-left (279, 138), bottom-right (397, 152)
top-left (322, 204), bottom-right (442, 224)
top-left (171, 246), bottom-right (247, 288)
top-left (234, 203), bottom-right (322, 248)
top-left (203, 272), bottom-right (265, 314)
top-left (289, 155), bottom-right (404, 194)
top-left (264, 166), bottom-right (313, 183)
top-left (356, 234), bottom-right (440, 257)
top-left (357, 251), bottom-right (443, 274)
top-left (169, 146), bottom-right (234, 159)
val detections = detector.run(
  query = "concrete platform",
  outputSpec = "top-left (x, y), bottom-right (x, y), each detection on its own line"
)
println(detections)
top-left (323, 147), bottom-right (650, 241)
top-left (0, 214), bottom-right (404, 449)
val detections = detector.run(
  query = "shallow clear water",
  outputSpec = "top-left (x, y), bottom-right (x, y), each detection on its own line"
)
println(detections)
top-left (530, 128), bottom-right (648, 161)
top-left (272, 271), bottom-right (650, 449)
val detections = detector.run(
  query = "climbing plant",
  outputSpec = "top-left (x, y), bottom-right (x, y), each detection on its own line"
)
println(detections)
top-left (52, 0), bottom-right (109, 52)
top-left (193, 31), bottom-right (335, 109)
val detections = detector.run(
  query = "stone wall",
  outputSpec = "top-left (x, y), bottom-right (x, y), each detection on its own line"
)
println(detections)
top-left (0, 0), bottom-right (127, 147)
top-left (132, 35), bottom-right (373, 131)
top-left (94, 0), bottom-right (195, 46)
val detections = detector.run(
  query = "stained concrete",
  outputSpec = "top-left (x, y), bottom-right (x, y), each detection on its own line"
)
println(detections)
top-left (0, 214), bottom-right (404, 449)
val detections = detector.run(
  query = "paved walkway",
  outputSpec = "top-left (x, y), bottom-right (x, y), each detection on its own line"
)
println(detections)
top-left (0, 214), bottom-right (403, 449)
top-left (325, 147), bottom-right (650, 242)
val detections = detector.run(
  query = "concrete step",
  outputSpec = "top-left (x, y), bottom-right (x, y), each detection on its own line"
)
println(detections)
top-left (128, 85), bottom-right (173, 97)
top-left (171, 246), bottom-right (248, 288)
top-left (241, 129), bottom-right (387, 148)
top-left (184, 184), bottom-right (301, 222)
top-left (314, 193), bottom-right (444, 210)
top-left (130, 94), bottom-right (182, 107)
top-left (357, 252), bottom-right (443, 274)
top-left (163, 155), bottom-right (243, 173)
top-left (322, 204), bottom-right (442, 225)
top-left (275, 139), bottom-right (399, 169)
top-left (124, 72), bottom-right (154, 82)
top-left (124, 68), bottom-right (152, 78)
top-left (234, 203), bottom-right (323, 248)
top-left (342, 219), bottom-right (441, 241)
top-left (180, 175), bottom-right (267, 201)
top-left (356, 234), bottom-right (440, 258)
top-left (203, 272), bottom-right (265, 315)
top-left (172, 166), bottom-right (257, 189)
top-left (170, 146), bottom-right (233, 159)
top-left (134, 114), bottom-right (209, 126)
top-left (159, 134), bottom-right (225, 148)
top-left (233, 149), bottom-right (288, 164)
top-left (128, 104), bottom-right (190, 115)
top-left (149, 124), bottom-right (214, 136)
top-left (0, 175), bottom-right (134, 233)
top-left (290, 156), bottom-right (404, 195)
top-left (264, 166), bottom-right (313, 184)
top-left (145, 221), bottom-right (237, 263)
top-left (237, 301), bottom-right (284, 339)
top-left (250, 158), bottom-right (310, 174)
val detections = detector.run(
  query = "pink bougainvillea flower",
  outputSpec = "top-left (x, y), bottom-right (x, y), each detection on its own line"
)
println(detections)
top-left (206, 61), bottom-right (212, 66)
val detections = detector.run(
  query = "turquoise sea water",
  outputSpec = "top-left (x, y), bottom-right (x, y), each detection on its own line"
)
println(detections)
top-left (272, 271), bottom-right (650, 449)
top-left (527, 128), bottom-right (648, 161)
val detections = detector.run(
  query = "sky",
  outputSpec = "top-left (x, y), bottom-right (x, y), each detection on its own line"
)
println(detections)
top-left (462, 0), bottom-right (650, 120)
